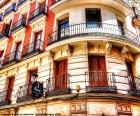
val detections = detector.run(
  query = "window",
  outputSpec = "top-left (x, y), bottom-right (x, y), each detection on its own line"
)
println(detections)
top-left (58, 18), bottom-right (69, 29)
top-left (58, 18), bottom-right (69, 39)
top-left (6, 77), bottom-right (15, 102)
top-left (26, 70), bottom-right (38, 96)
top-left (88, 56), bottom-right (107, 87)
top-left (0, 50), bottom-right (4, 58)
top-left (126, 61), bottom-right (135, 90)
top-left (117, 20), bottom-right (124, 35)
top-left (34, 31), bottom-right (42, 50)
top-left (86, 8), bottom-right (101, 28)
top-left (55, 59), bottom-right (68, 89)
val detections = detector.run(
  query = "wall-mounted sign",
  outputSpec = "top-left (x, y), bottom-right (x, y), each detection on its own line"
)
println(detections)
top-left (32, 81), bottom-right (43, 99)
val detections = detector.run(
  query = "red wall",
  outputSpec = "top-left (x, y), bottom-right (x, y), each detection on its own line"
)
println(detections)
top-left (43, 0), bottom-right (54, 50)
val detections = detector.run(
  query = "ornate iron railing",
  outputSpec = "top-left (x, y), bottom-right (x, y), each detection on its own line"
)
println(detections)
top-left (2, 51), bottom-right (21, 66)
top-left (4, 4), bottom-right (16, 17)
top-left (128, 76), bottom-right (140, 97)
top-left (85, 71), bottom-right (117, 93)
top-left (11, 16), bottom-right (27, 33)
top-left (48, 23), bottom-right (139, 46)
top-left (0, 89), bottom-right (12, 106)
top-left (45, 74), bottom-right (71, 97)
top-left (16, 84), bottom-right (32, 103)
top-left (18, 0), bottom-right (27, 6)
top-left (22, 39), bottom-right (45, 58)
top-left (29, 4), bottom-right (47, 22)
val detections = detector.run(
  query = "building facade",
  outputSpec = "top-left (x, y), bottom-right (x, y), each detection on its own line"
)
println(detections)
top-left (0, 0), bottom-right (140, 115)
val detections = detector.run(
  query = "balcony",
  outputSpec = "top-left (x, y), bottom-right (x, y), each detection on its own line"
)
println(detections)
top-left (11, 17), bottom-right (27, 33)
top-left (45, 74), bottom-right (71, 97)
top-left (0, 90), bottom-right (11, 106)
top-left (2, 51), bottom-right (21, 67)
top-left (18, 0), bottom-right (27, 7)
top-left (50, 0), bottom-right (131, 14)
top-left (85, 71), bottom-right (117, 93)
top-left (22, 40), bottom-right (45, 59)
top-left (16, 84), bottom-right (33, 103)
top-left (4, 4), bottom-right (16, 17)
top-left (29, 5), bottom-right (47, 23)
top-left (128, 76), bottom-right (140, 97)
top-left (48, 23), bottom-right (139, 47)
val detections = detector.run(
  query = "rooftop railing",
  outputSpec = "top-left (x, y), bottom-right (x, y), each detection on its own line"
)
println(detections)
top-left (48, 23), bottom-right (139, 46)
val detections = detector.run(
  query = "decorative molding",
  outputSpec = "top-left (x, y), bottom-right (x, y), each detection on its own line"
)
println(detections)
top-left (106, 42), bottom-right (112, 55)
top-left (82, 42), bottom-right (88, 54)
top-left (121, 46), bottom-right (129, 58)
top-left (65, 44), bottom-right (71, 56)
top-left (46, 51), bottom-right (54, 63)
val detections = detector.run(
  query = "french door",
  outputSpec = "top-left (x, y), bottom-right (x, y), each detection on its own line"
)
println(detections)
top-left (6, 77), bottom-right (15, 101)
top-left (55, 59), bottom-right (68, 90)
top-left (126, 62), bottom-right (136, 90)
top-left (14, 41), bottom-right (21, 59)
top-left (34, 31), bottom-right (42, 50)
top-left (88, 56), bottom-right (108, 87)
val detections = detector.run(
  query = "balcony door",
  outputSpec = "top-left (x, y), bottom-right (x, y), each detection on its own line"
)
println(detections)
top-left (126, 62), bottom-right (135, 90)
top-left (14, 41), bottom-right (21, 60)
top-left (27, 70), bottom-right (38, 96)
top-left (6, 77), bottom-right (15, 101)
top-left (117, 20), bottom-right (124, 35)
top-left (34, 31), bottom-right (42, 50)
top-left (58, 18), bottom-right (69, 39)
top-left (55, 59), bottom-right (68, 90)
top-left (88, 56), bottom-right (107, 87)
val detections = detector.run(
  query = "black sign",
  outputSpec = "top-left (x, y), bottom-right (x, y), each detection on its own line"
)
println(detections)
top-left (31, 81), bottom-right (43, 99)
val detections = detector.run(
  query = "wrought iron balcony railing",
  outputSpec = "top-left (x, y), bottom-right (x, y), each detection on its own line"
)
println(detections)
top-left (85, 71), bottom-right (117, 93)
top-left (4, 4), bottom-right (16, 17)
top-left (29, 5), bottom-right (47, 23)
top-left (45, 74), bottom-right (71, 97)
top-left (11, 17), bottom-right (27, 33)
top-left (16, 84), bottom-right (32, 103)
top-left (48, 23), bottom-right (139, 46)
top-left (22, 39), bottom-right (45, 58)
top-left (2, 51), bottom-right (21, 67)
top-left (0, 24), bottom-right (11, 39)
top-left (0, 89), bottom-right (12, 106)
top-left (128, 76), bottom-right (140, 97)
top-left (18, 0), bottom-right (27, 7)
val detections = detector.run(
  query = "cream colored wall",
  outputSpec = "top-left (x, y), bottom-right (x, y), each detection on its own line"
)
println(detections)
top-left (132, 105), bottom-right (140, 116)
top-left (54, 4), bottom-right (136, 35)
top-left (47, 101), bottom-right (70, 115)
top-left (87, 102), bottom-right (116, 115)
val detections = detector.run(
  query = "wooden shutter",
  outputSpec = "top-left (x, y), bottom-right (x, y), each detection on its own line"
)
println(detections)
top-left (29, 1), bottom-right (37, 17)
top-left (55, 59), bottom-right (68, 89)
top-left (12, 13), bottom-right (20, 28)
top-left (88, 56), bottom-right (107, 87)
top-left (6, 77), bottom-right (15, 101)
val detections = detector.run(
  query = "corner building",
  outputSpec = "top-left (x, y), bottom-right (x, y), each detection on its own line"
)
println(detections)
top-left (0, 0), bottom-right (140, 115)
